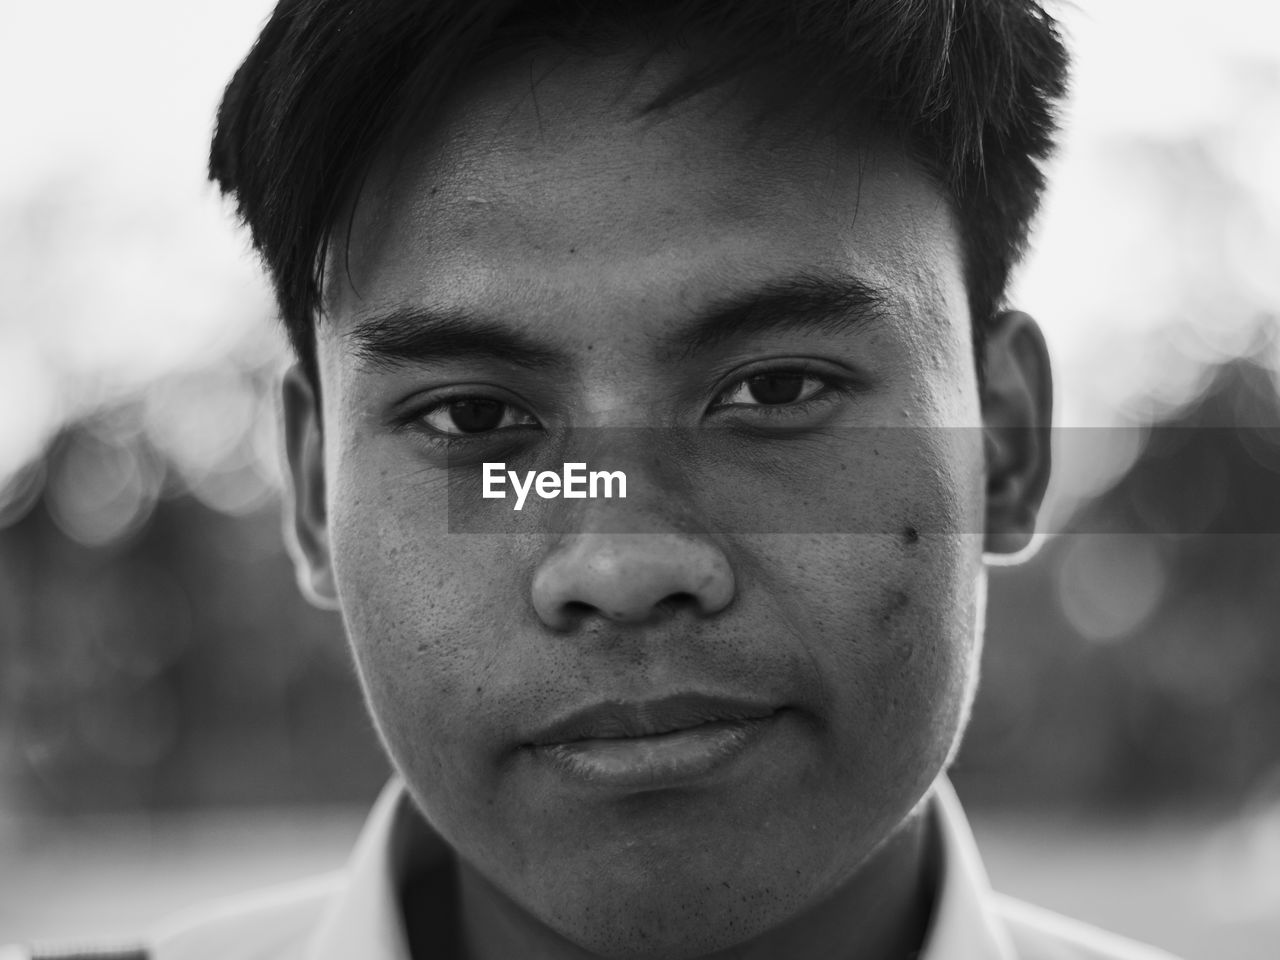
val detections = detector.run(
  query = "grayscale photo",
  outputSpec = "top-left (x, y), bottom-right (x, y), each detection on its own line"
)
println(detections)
top-left (1, 2), bottom-right (1278, 959)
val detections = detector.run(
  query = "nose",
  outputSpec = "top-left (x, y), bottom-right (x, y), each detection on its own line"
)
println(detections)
top-left (531, 533), bottom-right (735, 629)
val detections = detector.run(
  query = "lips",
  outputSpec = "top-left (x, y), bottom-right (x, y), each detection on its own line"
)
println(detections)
top-left (525, 693), bottom-right (784, 790)
top-left (527, 693), bottom-right (780, 746)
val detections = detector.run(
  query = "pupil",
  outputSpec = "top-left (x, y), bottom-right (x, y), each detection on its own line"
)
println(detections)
top-left (449, 399), bottom-right (504, 433)
top-left (747, 373), bottom-right (804, 405)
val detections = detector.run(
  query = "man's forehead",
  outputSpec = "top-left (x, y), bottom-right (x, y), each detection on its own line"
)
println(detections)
top-left (319, 47), bottom-right (961, 339)
top-left (380, 46), bottom-right (850, 192)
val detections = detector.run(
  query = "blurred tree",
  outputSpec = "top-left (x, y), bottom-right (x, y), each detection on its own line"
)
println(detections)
top-left (956, 345), bottom-right (1280, 810)
top-left (0, 388), bottom-right (388, 815)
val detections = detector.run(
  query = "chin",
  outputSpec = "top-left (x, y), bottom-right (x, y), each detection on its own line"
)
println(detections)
top-left (538, 875), bottom-right (811, 960)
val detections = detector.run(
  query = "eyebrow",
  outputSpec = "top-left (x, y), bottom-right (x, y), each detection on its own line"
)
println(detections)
top-left (659, 272), bottom-right (891, 361)
top-left (346, 308), bottom-right (568, 371)
top-left (345, 272), bottom-right (891, 370)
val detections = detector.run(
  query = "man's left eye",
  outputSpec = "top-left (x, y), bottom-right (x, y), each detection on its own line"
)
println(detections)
top-left (716, 371), bottom-right (827, 407)
top-left (418, 397), bottom-right (538, 435)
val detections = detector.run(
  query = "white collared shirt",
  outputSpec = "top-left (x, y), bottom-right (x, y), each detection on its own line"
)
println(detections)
top-left (9, 778), bottom-right (1181, 960)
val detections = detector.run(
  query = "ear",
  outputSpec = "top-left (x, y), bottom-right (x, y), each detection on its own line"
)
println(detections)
top-left (281, 364), bottom-right (340, 609)
top-left (981, 310), bottom-right (1053, 559)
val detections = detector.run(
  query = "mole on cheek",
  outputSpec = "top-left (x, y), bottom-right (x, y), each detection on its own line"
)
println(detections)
top-left (881, 589), bottom-right (910, 625)
top-left (902, 525), bottom-right (920, 545)
top-left (881, 589), bottom-right (916, 664)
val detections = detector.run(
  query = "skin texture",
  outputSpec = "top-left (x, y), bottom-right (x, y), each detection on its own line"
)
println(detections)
top-left (283, 48), bottom-right (1052, 960)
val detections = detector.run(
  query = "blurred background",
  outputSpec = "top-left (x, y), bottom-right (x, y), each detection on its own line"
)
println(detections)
top-left (1, 1), bottom-right (1278, 957)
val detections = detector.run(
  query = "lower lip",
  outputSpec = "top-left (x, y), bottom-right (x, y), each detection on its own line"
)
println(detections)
top-left (534, 714), bottom-right (780, 790)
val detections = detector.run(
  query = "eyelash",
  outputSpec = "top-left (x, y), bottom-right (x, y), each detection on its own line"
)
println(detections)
top-left (396, 392), bottom-right (541, 444)
top-left (399, 365), bottom-right (851, 446)
top-left (708, 365), bottom-right (850, 419)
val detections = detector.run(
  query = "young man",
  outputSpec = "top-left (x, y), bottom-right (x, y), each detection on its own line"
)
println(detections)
top-left (9, 2), bottom-right (1180, 959)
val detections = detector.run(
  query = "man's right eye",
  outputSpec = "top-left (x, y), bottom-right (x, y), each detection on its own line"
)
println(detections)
top-left (418, 397), bottom-right (540, 436)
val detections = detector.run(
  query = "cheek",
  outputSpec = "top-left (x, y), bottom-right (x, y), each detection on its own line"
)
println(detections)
top-left (759, 416), bottom-right (985, 774)
top-left (794, 529), bottom-right (978, 701)
top-left (792, 530), bottom-right (982, 807)
top-left (871, 534), bottom-right (981, 718)
top-left (324, 454), bottom-right (524, 762)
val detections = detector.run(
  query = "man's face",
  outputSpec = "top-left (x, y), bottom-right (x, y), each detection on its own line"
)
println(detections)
top-left (286, 50), bottom-right (1039, 959)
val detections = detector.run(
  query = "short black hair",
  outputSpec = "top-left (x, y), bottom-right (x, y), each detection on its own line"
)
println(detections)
top-left (210, 0), bottom-right (1069, 388)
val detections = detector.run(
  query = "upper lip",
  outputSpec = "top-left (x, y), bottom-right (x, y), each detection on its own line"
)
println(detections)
top-left (527, 693), bottom-right (780, 746)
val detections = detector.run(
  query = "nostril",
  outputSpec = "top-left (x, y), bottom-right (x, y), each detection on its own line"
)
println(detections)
top-left (656, 591), bottom-right (699, 616)
top-left (563, 600), bottom-right (596, 619)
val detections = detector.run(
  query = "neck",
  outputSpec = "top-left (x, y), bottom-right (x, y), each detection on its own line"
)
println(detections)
top-left (447, 805), bottom-right (938, 960)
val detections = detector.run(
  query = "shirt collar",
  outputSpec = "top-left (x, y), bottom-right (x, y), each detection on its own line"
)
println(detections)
top-left (308, 776), bottom-right (1014, 960)
top-left (921, 777), bottom-right (1018, 960)
top-left (306, 779), bottom-right (418, 960)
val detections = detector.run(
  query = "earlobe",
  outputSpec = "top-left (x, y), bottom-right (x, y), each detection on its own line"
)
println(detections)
top-left (980, 311), bottom-right (1053, 559)
top-left (281, 364), bottom-right (341, 609)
